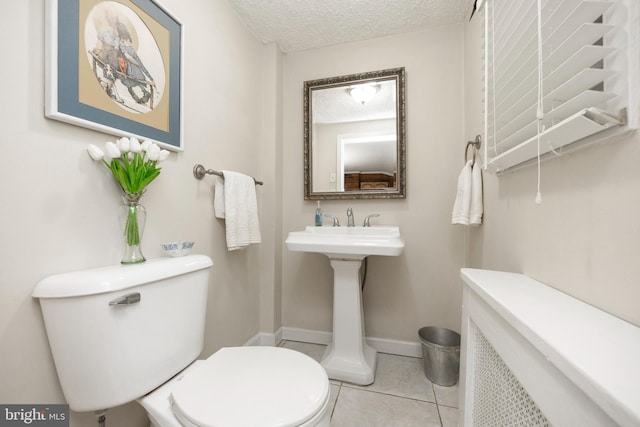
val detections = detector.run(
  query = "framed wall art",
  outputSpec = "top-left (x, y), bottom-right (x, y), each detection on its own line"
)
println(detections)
top-left (45, 0), bottom-right (184, 150)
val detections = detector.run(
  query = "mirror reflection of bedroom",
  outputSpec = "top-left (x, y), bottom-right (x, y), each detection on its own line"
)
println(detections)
top-left (305, 68), bottom-right (406, 199)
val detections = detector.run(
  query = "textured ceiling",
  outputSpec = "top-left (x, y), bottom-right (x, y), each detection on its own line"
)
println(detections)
top-left (226, 0), bottom-right (473, 52)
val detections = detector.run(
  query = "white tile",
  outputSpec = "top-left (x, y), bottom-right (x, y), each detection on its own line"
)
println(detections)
top-left (331, 387), bottom-right (441, 427)
top-left (433, 383), bottom-right (459, 408)
top-left (348, 353), bottom-right (436, 403)
top-left (279, 342), bottom-right (459, 426)
top-left (328, 384), bottom-right (340, 417)
top-left (281, 340), bottom-right (327, 363)
top-left (438, 405), bottom-right (459, 427)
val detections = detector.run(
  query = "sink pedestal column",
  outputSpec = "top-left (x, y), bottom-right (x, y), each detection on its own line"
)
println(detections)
top-left (321, 257), bottom-right (376, 385)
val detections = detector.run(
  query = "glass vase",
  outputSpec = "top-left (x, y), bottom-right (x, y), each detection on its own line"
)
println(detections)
top-left (118, 192), bottom-right (147, 264)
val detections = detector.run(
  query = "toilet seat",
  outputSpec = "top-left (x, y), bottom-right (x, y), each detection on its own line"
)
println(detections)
top-left (169, 347), bottom-right (330, 427)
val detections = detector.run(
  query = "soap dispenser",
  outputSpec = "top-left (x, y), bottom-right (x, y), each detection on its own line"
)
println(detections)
top-left (315, 201), bottom-right (323, 226)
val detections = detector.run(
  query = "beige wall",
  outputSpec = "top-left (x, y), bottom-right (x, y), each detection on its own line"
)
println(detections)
top-left (281, 25), bottom-right (467, 342)
top-left (464, 15), bottom-right (640, 327)
top-left (0, 1), bottom-right (271, 425)
top-left (259, 43), bottom-right (285, 334)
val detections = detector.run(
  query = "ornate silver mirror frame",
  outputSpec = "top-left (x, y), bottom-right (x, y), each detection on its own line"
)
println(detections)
top-left (304, 67), bottom-right (406, 200)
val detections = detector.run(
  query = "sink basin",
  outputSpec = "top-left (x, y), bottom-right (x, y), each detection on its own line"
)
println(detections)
top-left (285, 226), bottom-right (404, 258)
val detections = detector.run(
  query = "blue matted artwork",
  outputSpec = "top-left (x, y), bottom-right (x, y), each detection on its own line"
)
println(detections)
top-left (45, 0), bottom-right (183, 150)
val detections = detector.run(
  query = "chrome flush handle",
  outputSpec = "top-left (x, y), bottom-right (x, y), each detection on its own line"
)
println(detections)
top-left (109, 292), bottom-right (141, 306)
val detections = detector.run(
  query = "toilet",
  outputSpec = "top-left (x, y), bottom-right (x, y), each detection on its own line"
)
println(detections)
top-left (138, 346), bottom-right (330, 427)
top-left (32, 255), bottom-right (330, 426)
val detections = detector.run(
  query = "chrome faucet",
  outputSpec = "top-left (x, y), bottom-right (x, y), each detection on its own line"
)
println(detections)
top-left (323, 213), bottom-right (340, 227)
top-left (347, 207), bottom-right (355, 227)
top-left (362, 214), bottom-right (380, 227)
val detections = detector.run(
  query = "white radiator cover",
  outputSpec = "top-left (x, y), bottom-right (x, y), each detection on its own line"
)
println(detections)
top-left (459, 269), bottom-right (640, 427)
top-left (471, 328), bottom-right (549, 426)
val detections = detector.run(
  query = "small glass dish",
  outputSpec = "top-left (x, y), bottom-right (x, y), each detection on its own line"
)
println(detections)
top-left (161, 241), bottom-right (195, 257)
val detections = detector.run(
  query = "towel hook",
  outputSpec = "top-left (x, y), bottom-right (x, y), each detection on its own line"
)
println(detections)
top-left (465, 135), bottom-right (482, 165)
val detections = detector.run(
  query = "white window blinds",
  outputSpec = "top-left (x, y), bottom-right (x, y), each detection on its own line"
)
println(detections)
top-left (484, 0), bottom-right (638, 173)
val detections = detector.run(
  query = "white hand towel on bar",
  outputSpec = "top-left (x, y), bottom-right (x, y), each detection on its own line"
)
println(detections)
top-left (451, 160), bottom-right (473, 225)
top-left (213, 176), bottom-right (225, 219)
top-left (218, 170), bottom-right (261, 250)
top-left (469, 160), bottom-right (483, 225)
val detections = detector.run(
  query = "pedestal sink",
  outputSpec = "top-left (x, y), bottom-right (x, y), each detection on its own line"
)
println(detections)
top-left (285, 226), bottom-right (404, 385)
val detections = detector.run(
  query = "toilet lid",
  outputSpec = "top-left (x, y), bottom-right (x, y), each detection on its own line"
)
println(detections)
top-left (170, 347), bottom-right (329, 427)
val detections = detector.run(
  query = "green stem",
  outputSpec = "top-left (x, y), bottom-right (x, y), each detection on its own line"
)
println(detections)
top-left (125, 205), bottom-right (141, 246)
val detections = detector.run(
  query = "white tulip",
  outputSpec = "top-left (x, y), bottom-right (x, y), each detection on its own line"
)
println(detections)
top-left (105, 141), bottom-right (121, 160)
top-left (117, 137), bottom-right (130, 153)
top-left (141, 139), bottom-right (153, 152)
top-left (87, 144), bottom-right (104, 161)
top-left (129, 137), bottom-right (142, 153)
top-left (157, 149), bottom-right (170, 162)
top-left (146, 143), bottom-right (161, 161)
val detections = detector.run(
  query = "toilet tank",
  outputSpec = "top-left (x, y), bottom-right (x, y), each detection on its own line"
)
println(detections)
top-left (32, 255), bottom-right (213, 412)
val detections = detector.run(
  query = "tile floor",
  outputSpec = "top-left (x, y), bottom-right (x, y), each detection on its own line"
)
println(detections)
top-left (279, 340), bottom-right (459, 427)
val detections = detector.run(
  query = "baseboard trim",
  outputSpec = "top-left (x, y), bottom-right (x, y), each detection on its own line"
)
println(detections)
top-left (244, 327), bottom-right (422, 358)
top-left (274, 327), bottom-right (284, 345)
top-left (366, 335), bottom-right (422, 358)
top-left (281, 327), bottom-right (333, 346)
top-left (243, 328), bottom-right (285, 347)
top-left (243, 332), bottom-right (277, 347)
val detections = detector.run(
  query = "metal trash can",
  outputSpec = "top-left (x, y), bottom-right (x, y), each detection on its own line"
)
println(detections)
top-left (418, 326), bottom-right (461, 386)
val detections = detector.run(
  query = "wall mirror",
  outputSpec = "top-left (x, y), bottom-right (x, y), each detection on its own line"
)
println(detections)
top-left (304, 67), bottom-right (406, 200)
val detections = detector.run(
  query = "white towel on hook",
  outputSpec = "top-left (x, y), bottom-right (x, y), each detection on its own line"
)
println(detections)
top-left (470, 160), bottom-right (483, 225)
top-left (217, 170), bottom-right (261, 250)
top-left (452, 157), bottom-right (484, 226)
top-left (452, 160), bottom-right (473, 225)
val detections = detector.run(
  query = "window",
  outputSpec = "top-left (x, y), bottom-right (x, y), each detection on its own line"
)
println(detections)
top-left (483, 0), bottom-right (639, 173)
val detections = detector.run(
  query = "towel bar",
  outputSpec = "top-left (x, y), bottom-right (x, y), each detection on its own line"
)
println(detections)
top-left (193, 164), bottom-right (263, 185)
top-left (465, 135), bottom-right (482, 165)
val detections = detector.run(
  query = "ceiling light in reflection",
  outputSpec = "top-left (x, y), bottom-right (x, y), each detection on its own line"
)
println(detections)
top-left (349, 84), bottom-right (378, 104)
